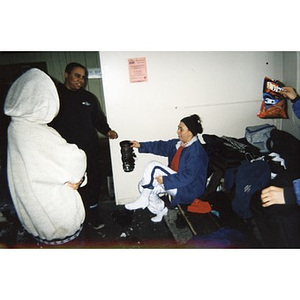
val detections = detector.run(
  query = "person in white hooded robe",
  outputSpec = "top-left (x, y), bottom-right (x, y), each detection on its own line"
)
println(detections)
top-left (4, 68), bottom-right (87, 245)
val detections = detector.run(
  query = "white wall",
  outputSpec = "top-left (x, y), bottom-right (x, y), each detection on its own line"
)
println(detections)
top-left (100, 51), bottom-right (284, 205)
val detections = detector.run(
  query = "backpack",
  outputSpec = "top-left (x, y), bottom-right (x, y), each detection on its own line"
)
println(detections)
top-left (245, 123), bottom-right (276, 153)
top-left (231, 160), bottom-right (271, 220)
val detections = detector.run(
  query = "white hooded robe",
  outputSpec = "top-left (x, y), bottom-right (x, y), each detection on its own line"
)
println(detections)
top-left (4, 68), bottom-right (87, 244)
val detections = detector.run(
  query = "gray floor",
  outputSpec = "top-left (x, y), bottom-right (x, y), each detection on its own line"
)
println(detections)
top-left (0, 165), bottom-right (261, 249)
top-left (0, 195), bottom-right (180, 248)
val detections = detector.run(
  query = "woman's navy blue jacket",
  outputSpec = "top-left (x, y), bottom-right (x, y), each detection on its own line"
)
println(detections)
top-left (292, 96), bottom-right (300, 119)
top-left (139, 138), bottom-right (208, 207)
top-left (291, 97), bottom-right (300, 206)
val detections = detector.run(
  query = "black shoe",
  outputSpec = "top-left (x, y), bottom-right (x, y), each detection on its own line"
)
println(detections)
top-left (88, 218), bottom-right (105, 230)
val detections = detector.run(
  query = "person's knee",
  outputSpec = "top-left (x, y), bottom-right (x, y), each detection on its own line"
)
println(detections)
top-left (146, 160), bottom-right (161, 169)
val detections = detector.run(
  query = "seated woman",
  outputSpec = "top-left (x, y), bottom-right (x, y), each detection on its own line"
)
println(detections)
top-left (4, 68), bottom-right (87, 245)
top-left (125, 114), bottom-right (209, 223)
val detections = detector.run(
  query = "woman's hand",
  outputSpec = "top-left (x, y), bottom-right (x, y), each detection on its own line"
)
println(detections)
top-left (107, 130), bottom-right (118, 139)
top-left (130, 140), bottom-right (140, 148)
top-left (65, 176), bottom-right (85, 190)
top-left (155, 175), bottom-right (164, 184)
top-left (280, 87), bottom-right (298, 100)
top-left (261, 186), bottom-right (285, 207)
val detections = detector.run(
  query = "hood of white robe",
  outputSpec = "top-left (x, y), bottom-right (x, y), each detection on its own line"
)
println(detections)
top-left (4, 68), bottom-right (59, 124)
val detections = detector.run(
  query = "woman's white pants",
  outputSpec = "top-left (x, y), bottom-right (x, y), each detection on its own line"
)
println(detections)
top-left (125, 161), bottom-right (177, 221)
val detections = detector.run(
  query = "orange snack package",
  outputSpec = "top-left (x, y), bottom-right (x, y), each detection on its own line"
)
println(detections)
top-left (257, 76), bottom-right (288, 119)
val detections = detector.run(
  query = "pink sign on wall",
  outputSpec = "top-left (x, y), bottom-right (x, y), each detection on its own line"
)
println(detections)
top-left (128, 57), bottom-right (148, 83)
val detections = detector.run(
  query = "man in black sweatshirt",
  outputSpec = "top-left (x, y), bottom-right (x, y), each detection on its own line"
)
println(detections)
top-left (50, 62), bottom-right (118, 230)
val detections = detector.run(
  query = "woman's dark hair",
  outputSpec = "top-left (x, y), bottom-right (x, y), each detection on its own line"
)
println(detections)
top-left (65, 62), bottom-right (86, 74)
top-left (181, 114), bottom-right (203, 136)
